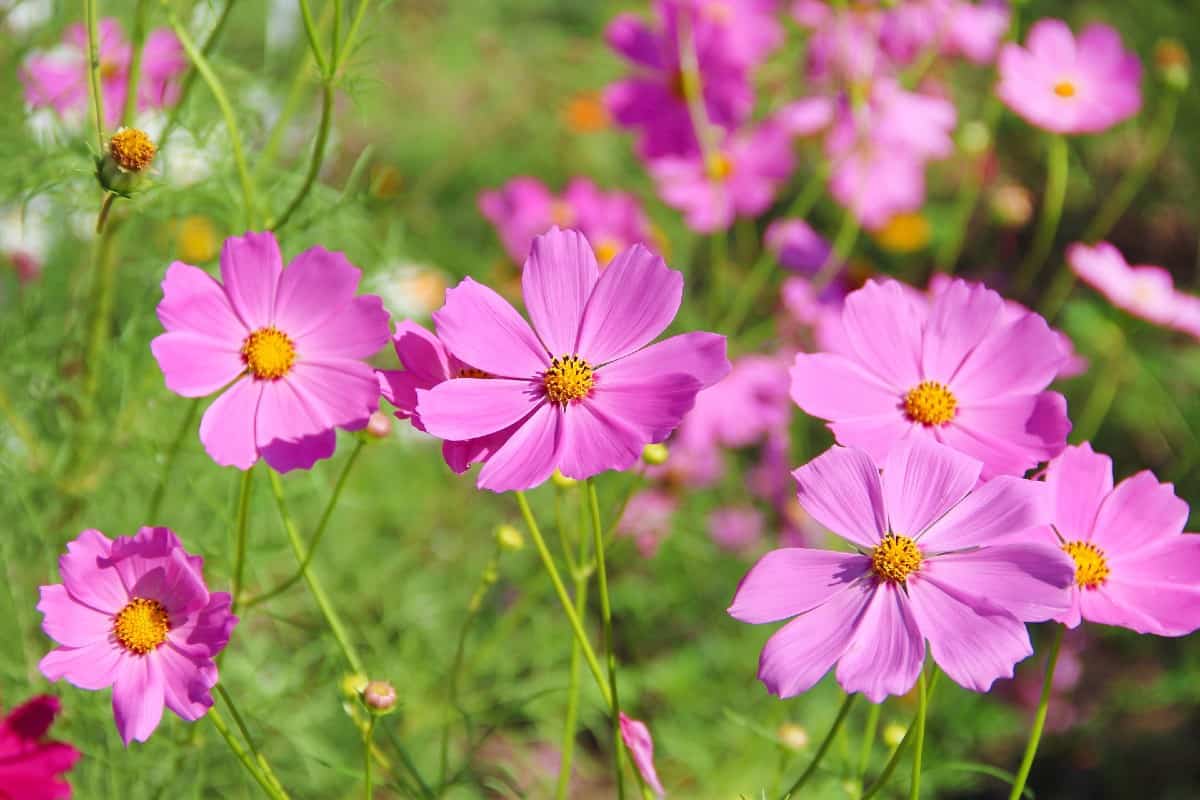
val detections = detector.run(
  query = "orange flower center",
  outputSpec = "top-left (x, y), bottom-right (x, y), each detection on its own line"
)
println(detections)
top-left (1053, 80), bottom-right (1077, 98)
top-left (113, 597), bottom-right (170, 654)
top-left (108, 127), bottom-right (157, 172)
top-left (543, 355), bottom-right (594, 405)
top-left (904, 381), bottom-right (958, 426)
top-left (241, 326), bottom-right (296, 380)
top-left (706, 152), bottom-right (734, 182)
top-left (1063, 541), bottom-right (1109, 589)
top-left (871, 534), bottom-right (922, 583)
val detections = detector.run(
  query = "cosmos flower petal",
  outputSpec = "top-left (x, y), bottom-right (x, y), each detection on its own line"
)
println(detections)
top-left (588, 372), bottom-right (703, 444)
top-left (840, 280), bottom-right (924, 389)
top-left (557, 400), bottom-right (644, 480)
top-left (919, 476), bottom-right (1050, 551)
top-left (158, 644), bottom-right (216, 721)
top-left (417, 378), bottom-right (544, 441)
top-left (619, 713), bottom-right (666, 797)
top-left (791, 352), bottom-right (902, 420)
top-left (882, 438), bottom-right (981, 537)
top-left (935, 392), bottom-right (1070, 478)
top-left (950, 314), bottom-right (1065, 401)
top-left (57, 529), bottom-right (124, 614)
top-left (1090, 471), bottom-right (1189, 556)
top-left (1075, 584), bottom-right (1159, 634)
top-left (37, 585), bottom-right (112, 648)
top-left (270, 246), bottom-right (362, 337)
top-left (198, 378), bottom-right (263, 470)
top-left (259, 429), bottom-right (339, 474)
top-left (828, 415), bottom-right (919, 465)
top-left (293, 295), bottom-right (391, 361)
top-left (606, 13), bottom-right (666, 69)
top-left (600, 332), bottom-right (730, 390)
top-left (729, 548), bottom-right (870, 624)
top-left (1045, 443), bottom-right (1113, 542)
top-left (112, 655), bottom-right (166, 746)
top-left (156, 262), bottom-right (247, 342)
top-left (835, 581), bottom-right (925, 703)
top-left (522, 227), bottom-right (599, 355)
top-left (925, 543), bottom-right (1074, 622)
top-left (389, 320), bottom-right (452, 385)
top-left (920, 279), bottom-right (1005, 382)
top-left (218, 232), bottom-right (282, 330)
top-left (757, 579), bottom-right (874, 698)
top-left (476, 403), bottom-right (565, 492)
top-left (576, 243), bottom-right (682, 365)
top-left (433, 277), bottom-right (549, 378)
top-left (792, 446), bottom-right (888, 549)
top-left (150, 332), bottom-right (244, 398)
top-left (39, 641), bottom-right (124, 691)
top-left (906, 576), bottom-right (1032, 692)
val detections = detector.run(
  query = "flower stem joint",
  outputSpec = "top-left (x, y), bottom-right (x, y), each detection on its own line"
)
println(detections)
top-left (96, 127), bottom-right (158, 196)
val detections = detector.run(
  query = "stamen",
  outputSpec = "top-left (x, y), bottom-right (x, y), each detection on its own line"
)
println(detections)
top-left (871, 533), bottom-right (922, 583)
top-left (904, 381), bottom-right (958, 426)
top-left (543, 355), bottom-right (594, 405)
top-left (1062, 541), bottom-right (1109, 589)
top-left (108, 128), bottom-right (157, 173)
top-left (113, 597), bottom-right (170, 655)
top-left (241, 327), bottom-right (296, 380)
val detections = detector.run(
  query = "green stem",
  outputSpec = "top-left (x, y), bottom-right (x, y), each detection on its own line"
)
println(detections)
top-left (84, 0), bottom-right (106, 151)
top-left (120, 0), bottom-right (148, 127)
top-left (587, 479), bottom-right (626, 800)
top-left (166, 10), bottom-right (257, 228)
top-left (1008, 625), bottom-right (1064, 800)
top-left (857, 702), bottom-right (881, 783)
top-left (245, 440), bottom-right (365, 609)
top-left (231, 466), bottom-right (255, 614)
top-left (334, 0), bottom-right (371, 76)
top-left (909, 673), bottom-right (928, 800)
top-left (268, 471), bottom-right (365, 674)
top-left (937, 97), bottom-right (1004, 274)
top-left (216, 684), bottom-right (289, 798)
top-left (557, 494), bottom-right (591, 800)
top-left (812, 206), bottom-right (859, 294)
top-left (1013, 134), bottom-right (1068, 295)
top-left (513, 491), bottom-right (611, 707)
top-left (159, 0), bottom-right (234, 146)
top-left (298, 0), bottom-right (330, 76)
top-left (781, 692), bottom-right (857, 798)
top-left (83, 210), bottom-right (119, 402)
top-left (861, 670), bottom-right (942, 800)
top-left (146, 398), bottom-right (201, 521)
top-left (269, 80), bottom-right (334, 231)
top-left (363, 716), bottom-right (376, 800)
top-left (208, 707), bottom-right (284, 799)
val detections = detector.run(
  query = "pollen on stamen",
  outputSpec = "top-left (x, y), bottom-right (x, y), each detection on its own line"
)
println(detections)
top-left (903, 381), bottom-right (958, 426)
top-left (871, 533), bottom-right (922, 584)
top-left (543, 355), bottom-right (595, 405)
top-left (113, 597), bottom-right (171, 655)
top-left (108, 127), bottom-right (157, 173)
top-left (1063, 540), bottom-right (1110, 589)
top-left (1053, 80), bottom-right (1077, 98)
top-left (241, 326), bottom-right (297, 380)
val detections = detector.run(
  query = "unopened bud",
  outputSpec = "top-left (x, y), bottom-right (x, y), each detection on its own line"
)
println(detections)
top-left (958, 120), bottom-right (990, 157)
top-left (364, 411), bottom-right (393, 439)
top-left (1154, 39), bottom-right (1190, 91)
top-left (97, 127), bottom-right (157, 195)
top-left (495, 524), bottom-right (524, 551)
top-left (551, 470), bottom-right (578, 488)
top-left (777, 723), bottom-right (809, 751)
top-left (989, 182), bottom-right (1034, 229)
top-left (882, 722), bottom-right (907, 748)
top-left (362, 680), bottom-right (397, 712)
top-left (341, 673), bottom-right (368, 699)
top-left (641, 443), bottom-right (669, 465)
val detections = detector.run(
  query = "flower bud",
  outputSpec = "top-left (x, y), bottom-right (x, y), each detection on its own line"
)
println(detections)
top-left (1154, 39), bottom-right (1190, 91)
top-left (365, 411), bottom-right (393, 439)
top-left (641, 443), bottom-right (669, 465)
top-left (362, 680), bottom-right (397, 712)
top-left (989, 182), bottom-right (1033, 229)
top-left (958, 120), bottom-right (990, 157)
top-left (96, 127), bottom-right (157, 196)
top-left (777, 722), bottom-right (809, 751)
top-left (340, 673), bottom-right (368, 699)
top-left (882, 722), bottom-right (907, 748)
top-left (495, 524), bottom-right (525, 551)
top-left (551, 469), bottom-right (578, 488)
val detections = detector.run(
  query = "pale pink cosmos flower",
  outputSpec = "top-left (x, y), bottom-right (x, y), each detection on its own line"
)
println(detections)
top-left (22, 19), bottom-right (186, 129)
top-left (618, 490), bottom-right (679, 558)
top-left (619, 713), bottom-right (666, 797)
top-left (417, 228), bottom-right (729, 492)
top-left (151, 231), bottom-right (391, 473)
top-left (1067, 241), bottom-right (1194, 332)
top-left (38, 528), bottom-right (237, 746)
top-left (0, 695), bottom-right (80, 799)
top-left (729, 439), bottom-right (1074, 701)
top-left (880, 0), bottom-right (1010, 67)
top-left (1033, 444), bottom-right (1200, 635)
top-left (710, 506), bottom-right (764, 553)
top-left (997, 20), bottom-right (1141, 134)
top-left (791, 278), bottom-right (1071, 477)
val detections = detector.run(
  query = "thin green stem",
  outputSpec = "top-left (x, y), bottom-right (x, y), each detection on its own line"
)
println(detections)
top-left (557, 494), bottom-right (591, 800)
top-left (513, 491), bottom-right (612, 707)
top-left (857, 702), bottom-right (881, 783)
top-left (120, 0), bottom-right (149, 126)
top-left (1008, 626), bottom-right (1064, 800)
top-left (166, 11), bottom-right (257, 228)
top-left (909, 673), bottom-right (928, 800)
top-left (246, 440), bottom-right (365, 609)
top-left (216, 684), bottom-right (289, 798)
top-left (332, 0), bottom-right (344, 73)
top-left (298, 0), bottom-right (330, 76)
top-left (861, 670), bottom-right (942, 800)
top-left (83, 211), bottom-right (119, 402)
top-left (146, 398), bottom-right (202, 521)
top-left (269, 81), bottom-right (334, 231)
top-left (1013, 134), bottom-right (1069, 295)
top-left (160, 0), bottom-right (234, 146)
top-left (334, 0), bottom-right (371, 76)
top-left (587, 479), bottom-right (626, 800)
top-left (937, 97), bottom-right (1004, 274)
top-left (95, 191), bottom-right (115, 234)
top-left (231, 466), bottom-right (255, 614)
top-left (813, 206), bottom-right (859, 294)
top-left (208, 708), bottom-right (284, 799)
top-left (364, 716), bottom-right (376, 800)
top-left (781, 692), bottom-right (857, 798)
top-left (84, 0), bottom-right (106, 151)
top-left (268, 471), bottom-right (365, 674)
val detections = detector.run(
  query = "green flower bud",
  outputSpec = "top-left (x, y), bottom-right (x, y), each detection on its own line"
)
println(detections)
top-left (642, 443), bottom-right (669, 465)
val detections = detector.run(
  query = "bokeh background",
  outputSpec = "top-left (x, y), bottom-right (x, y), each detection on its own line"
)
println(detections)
top-left (2, 1), bottom-right (1200, 797)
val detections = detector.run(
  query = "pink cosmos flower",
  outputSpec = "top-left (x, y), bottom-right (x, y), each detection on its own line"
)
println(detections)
top-left (651, 121), bottom-right (795, 233)
top-left (618, 490), bottom-right (679, 558)
top-left (604, 1), bottom-right (755, 158)
top-left (766, 219), bottom-right (832, 274)
top-left (416, 227), bottom-right (730, 492)
top-left (150, 231), bottom-right (391, 473)
top-left (1067, 241), bottom-right (1195, 332)
top-left (795, 2), bottom-right (887, 86)
top-left (38, 528), bottom-right (237, 745)
top-left (619, 713), bottom-right (666, 797)
top-left (378, 321), bottom-right (511, 475)
top-left (997, 20), bottom-right (1142, 134)
top-left (710, 506), bottom-right (764, 553)
top-left (1033, 444), bottom-right (1200, 635)
top-left (478, 177), bottom-right (568, 264)
top-left (22, 19), bottom-right (186, 129)
top-left (880, 0), bottom-right (1010, 67)
top-left (791, 278), bottom-right (1071, 477)
top-left (729, 439), bottom-right (1074, 701)
top-left (0, 695), bottom-right (80, 799)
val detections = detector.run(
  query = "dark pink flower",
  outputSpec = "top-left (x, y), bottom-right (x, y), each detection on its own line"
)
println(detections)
top-left (0, 695), bottom-right (80, 799)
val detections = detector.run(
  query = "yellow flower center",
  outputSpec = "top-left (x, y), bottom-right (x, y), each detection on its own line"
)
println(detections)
top-left (1062, 541), bottom-right (1109, 589)
top-left (543, 355), bottom-right (594, 405)
top-left (1053, 80), bottom-right (1077, 98)
top-left (594, 239), bottom-right (621, 266)
top-left (706, 152), bottom-right (734, 182)
top-left (456, 367), bottom-right (491, 379)
top-left (241, 326), bottom-right (297, 380)
top-left (871, 533), bottom-right (922, 583)
top-left (177, 215), bottom-right (219, 263)
top-left (876, 212), bottom-right (931, 253)
top-left (113, 597), bottom-right (171, 655)
top-left (99, 60), bottom-right (121, 80)
top-left (904, 381), bottom-right (958, 426)
top-left (108, 127), bottom-right (157, 172)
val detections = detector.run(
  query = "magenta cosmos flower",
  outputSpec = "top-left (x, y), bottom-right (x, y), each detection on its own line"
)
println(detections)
top-left (1034, 444), bottom-right (1200, 635)
top-left (997, 20), bottom-right (1141, 134)
top-left (0, 695), bottom-right (80, 799)
top-left (22, 18), bottom-right (186, 129)
top-left (729, 439), bottom-right (1074, 701)
top-left (619, 713), bottom-right (666, 797)
top-left (151, 231), bottom-right (391, 472)
top-left (1068, 241), bottom-right (1196, 332)
top-left (791, 278), bottom-right (1071, 477)
top-left (38, 528), bottom-right (237, 746)
top-left (416, 227), bottom-right (730, 492)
